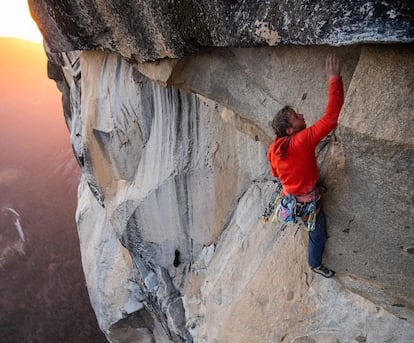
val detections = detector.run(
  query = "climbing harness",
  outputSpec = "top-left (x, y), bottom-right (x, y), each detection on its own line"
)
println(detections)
top-left (261, 182), bottom-right (318, 232)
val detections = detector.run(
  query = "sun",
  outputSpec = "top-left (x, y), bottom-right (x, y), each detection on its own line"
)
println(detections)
top-left (0, 0), bottom-right (43, 44)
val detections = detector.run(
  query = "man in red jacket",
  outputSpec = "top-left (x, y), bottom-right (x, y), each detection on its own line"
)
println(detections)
top-left (267, 54), bottom-right (343, 278)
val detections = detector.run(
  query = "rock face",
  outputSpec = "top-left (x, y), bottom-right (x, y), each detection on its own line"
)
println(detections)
top-left (29, 1), bottom-right (414, 342)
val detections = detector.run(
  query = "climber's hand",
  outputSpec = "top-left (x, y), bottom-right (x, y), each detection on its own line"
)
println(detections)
top-left (325, 54), bottom-right (341, 78)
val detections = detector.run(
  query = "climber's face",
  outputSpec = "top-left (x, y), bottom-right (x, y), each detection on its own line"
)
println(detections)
top-left (286, 111), bottom-right (306, 135)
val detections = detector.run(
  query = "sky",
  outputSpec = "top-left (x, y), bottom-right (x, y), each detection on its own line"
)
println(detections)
top-left (0, 0), bottom-right (43, 43)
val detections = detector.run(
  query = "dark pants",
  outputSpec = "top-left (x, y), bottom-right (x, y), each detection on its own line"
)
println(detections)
top-left (302, 207), bottom-right (328, 268)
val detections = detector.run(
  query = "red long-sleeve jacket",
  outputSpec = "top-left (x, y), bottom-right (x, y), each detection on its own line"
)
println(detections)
top-left (267, 76), bottom-right (344, 198)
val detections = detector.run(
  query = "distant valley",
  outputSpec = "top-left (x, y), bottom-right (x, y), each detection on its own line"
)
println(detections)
top-left (0, 38), bottom-right (106, 343)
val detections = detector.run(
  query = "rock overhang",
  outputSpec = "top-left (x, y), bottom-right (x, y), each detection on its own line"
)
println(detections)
top-left (29, 0), bottom-right (414, 61)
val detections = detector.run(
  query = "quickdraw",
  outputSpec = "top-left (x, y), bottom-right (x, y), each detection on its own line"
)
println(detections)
top-left (304, 197), bottom-right (317, 232)
top-left (260, 180), bottom-right (282, 223)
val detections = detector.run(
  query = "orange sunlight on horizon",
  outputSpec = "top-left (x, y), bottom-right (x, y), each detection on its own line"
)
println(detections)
top-left (0, 0), bottom-right (43, 44)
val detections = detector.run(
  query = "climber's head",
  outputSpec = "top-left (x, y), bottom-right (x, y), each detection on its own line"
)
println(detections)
top-left (271, 106), bottom-right (306, 137)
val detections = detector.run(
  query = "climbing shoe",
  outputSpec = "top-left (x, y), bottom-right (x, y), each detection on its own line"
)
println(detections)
top-left (311, 264), bottom-right (335, 278)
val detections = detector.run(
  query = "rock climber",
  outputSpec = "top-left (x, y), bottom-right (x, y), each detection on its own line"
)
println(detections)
top-left (267, 54), bottom-right (343, 278)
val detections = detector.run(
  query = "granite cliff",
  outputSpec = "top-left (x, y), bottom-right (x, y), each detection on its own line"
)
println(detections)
top-left (29, 1), bottom-right (414, 342)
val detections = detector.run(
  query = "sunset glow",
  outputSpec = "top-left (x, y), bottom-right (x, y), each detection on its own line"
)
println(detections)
top-left (0, 0), bottom-right (43, 43)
